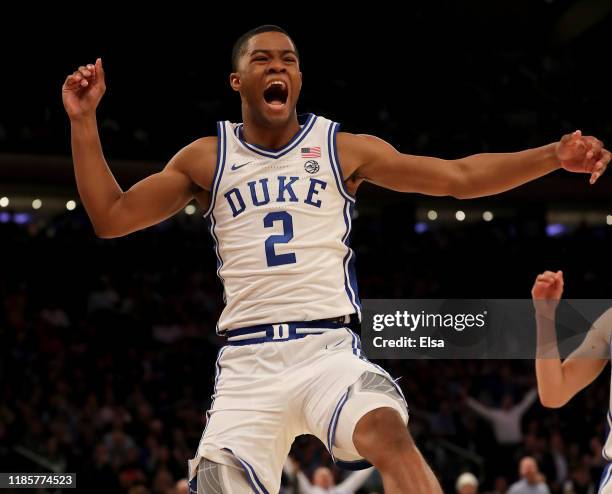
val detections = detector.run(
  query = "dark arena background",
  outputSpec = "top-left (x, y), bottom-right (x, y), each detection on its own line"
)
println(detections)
top-left (2, 2), bottom-right (612, 493)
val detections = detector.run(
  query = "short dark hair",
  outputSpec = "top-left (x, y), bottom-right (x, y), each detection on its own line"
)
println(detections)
top-left (231, 25), bottom-right (299, 71)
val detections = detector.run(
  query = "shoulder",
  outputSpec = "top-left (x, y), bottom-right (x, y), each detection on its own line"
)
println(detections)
top-left (182, 136), bottom-right (219, 161)
top-left (337, 132), bottom-right (398, 156)
top-left (168, 136), bottom-right (218, 171)
top-left (166, 136), bottom-right (219, 191)
top-left (336, 132), bottom-right (399, 177)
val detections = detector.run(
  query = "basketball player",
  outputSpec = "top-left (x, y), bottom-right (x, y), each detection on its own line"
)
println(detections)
top-left (531, 270), bottom-right (612, 493)
top-left (62, 25), bottom-right (610, 494)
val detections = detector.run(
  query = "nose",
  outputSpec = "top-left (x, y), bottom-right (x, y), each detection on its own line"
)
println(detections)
top-left (265, 58), bottom-right (286, 74)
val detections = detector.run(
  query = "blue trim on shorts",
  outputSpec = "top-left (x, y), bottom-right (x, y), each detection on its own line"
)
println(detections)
top-left (327, 389), bottom-right (350, 456)
top-left (222, 448), bottom-right (270, 494)
top-left (599, 463), bottom-right (612, 493)
top-left (196, 347), bottom-right (227, 456)
top-left (604, 412), bottom-right (612, 462)
top-left (348, 328), bottom-right (409, 405)
top-left (226, 319), bottom-right (348, 346)
top-left (324, 329), bottom-right (410, 471)
top-left (336, 459), bottom-right (373, 471)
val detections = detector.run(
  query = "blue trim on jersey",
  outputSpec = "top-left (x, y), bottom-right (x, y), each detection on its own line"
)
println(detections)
top-left (204, 122), bottom-right (227, 218)
top-left (346, 201), bottom-right (361, 316)
top-left (235, 113), bottom-right (317, 159)
top-left (204, 122), bottom-right (228, 333)
top-left (328, 122), bottom-right (356, 203)
top-left (327, 121), bottom-right (362, 321)
top-left (222, 448), bottom-right (270, 494)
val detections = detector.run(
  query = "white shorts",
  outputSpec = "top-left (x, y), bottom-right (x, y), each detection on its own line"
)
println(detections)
top-left (600, 464), bottom-right (612, 494)
top-left (189, 327), bottom-right (408, 494)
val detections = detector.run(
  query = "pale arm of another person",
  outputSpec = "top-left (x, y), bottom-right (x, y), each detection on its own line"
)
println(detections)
top-left (333, 467), bottom-right (375, 493)
top-left (532, 270), bottom-right (610, 408)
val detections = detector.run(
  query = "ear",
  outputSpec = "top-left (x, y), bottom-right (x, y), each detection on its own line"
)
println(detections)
top-left (229, 72), bottom-right (241, 92)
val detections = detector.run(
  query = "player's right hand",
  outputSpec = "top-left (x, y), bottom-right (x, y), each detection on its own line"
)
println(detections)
top-left (531, 270), bottom-right (564, 316)
top-left (62, 58), bottom-right (106, 120)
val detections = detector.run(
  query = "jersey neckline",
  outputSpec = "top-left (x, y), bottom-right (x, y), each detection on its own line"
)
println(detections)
top-left (232, 113), bottom-right (317, 160)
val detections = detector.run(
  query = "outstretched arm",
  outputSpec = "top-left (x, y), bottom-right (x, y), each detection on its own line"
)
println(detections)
top-left (532, 271), bottom-right (610, 408)
top-left (338, 131), bottom-right (609, 199)
top-left (512, 388), bottom-right (538, 417)
top-left (465, 396), bottom-right (496, 422)
top-left (62, 59), bottom-right (214, 238)
top-left (334, 467), bottom-right (375, 493)
top-left (282, 458), bottom-right (316, 494)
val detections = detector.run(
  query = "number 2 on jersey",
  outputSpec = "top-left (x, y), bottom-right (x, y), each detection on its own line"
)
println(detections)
top-left (264, 211), bottom-right (297, 267)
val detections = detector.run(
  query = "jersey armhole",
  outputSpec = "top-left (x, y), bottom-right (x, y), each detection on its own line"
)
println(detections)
top-left (203, 121), bottom-right (228, 218)
top-left (328, 122), bottom-right (357, 203)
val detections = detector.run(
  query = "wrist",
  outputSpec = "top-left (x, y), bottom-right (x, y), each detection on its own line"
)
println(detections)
top-left (547, 142), bottom-right (562, 170)
top-left (69, 112), bottom-right (97, 126)
top-left (535, 307), bottom-right (557, 322)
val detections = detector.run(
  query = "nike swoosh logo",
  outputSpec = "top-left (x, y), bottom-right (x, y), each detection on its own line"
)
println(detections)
top-left (231, 161), bottom-right (254, 171)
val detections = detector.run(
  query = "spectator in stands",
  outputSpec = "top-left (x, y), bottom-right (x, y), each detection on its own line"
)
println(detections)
top-left (283, 457), bottom-right (375, 493)
top-left (508, 457), bottom-right (550, 494)
top-left (456, 472), bottom-right (479, 494)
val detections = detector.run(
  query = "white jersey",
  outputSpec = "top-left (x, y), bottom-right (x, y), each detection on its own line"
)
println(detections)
top-left (204, 113), bottom-right (361, 333)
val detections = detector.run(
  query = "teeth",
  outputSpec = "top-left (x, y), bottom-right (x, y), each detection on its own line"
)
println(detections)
top-left (266, 80), bottom-right (286, 90)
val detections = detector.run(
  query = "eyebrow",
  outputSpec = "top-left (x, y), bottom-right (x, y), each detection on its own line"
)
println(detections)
top-left (249, 49), bottom-right (298, 57)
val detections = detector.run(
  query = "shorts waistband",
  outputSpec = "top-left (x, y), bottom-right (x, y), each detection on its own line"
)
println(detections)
top-left (225, 315), bottom-right (352, 346)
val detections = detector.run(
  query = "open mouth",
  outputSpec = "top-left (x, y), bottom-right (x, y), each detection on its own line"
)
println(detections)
top-left (263, 80), bottom-right (288, 107)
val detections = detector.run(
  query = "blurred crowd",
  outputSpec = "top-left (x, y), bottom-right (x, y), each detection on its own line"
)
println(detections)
top-left (1, 203), bottom-right (612, 493)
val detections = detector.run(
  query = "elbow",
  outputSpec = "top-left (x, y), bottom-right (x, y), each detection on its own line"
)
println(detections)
top-left (538, 391), bottom-right (568, 409)
top-left (93, 226), bottom-right (119, 239)
top-left (92, 219), bottom-right (123, 239)
top-left (447, 161), bottom-right (472, 200)
top-left (449, 184), bottom-right (472, 201)
top-left (450, 188), bottom-right (470, 200)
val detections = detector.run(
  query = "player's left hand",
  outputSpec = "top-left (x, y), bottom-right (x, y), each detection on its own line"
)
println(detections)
top-left (556, 130), bottom-right (610, 184)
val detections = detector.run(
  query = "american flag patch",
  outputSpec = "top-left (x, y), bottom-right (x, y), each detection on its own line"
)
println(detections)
top-left (301, 146), bottom-right (321, 158)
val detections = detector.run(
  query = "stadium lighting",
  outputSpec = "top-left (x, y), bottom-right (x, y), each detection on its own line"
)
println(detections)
top-left (185, 205), bottom-right (196, 215)
top-left (455, 210), bottom-right (465, 221)
top-left (427, 210), bottom-right (438, 221)
top-left (32, 199), bottom-right (42, 210)
top-left (607, 215), bottom-right (612, 226)
top-left (0, 197), bottom-right (8, 208)
top-left (66, 200), bottom-right (77, 211)
top-left (483, 211), bottom-right (493, 222)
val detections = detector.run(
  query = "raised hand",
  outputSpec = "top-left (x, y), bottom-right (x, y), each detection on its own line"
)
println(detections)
top-left (62, 58), bottom-right (106, 120)
top-left (531, 270), bottom-right (564, 317)
top-left (555, 130), bottom-right (610, 184)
